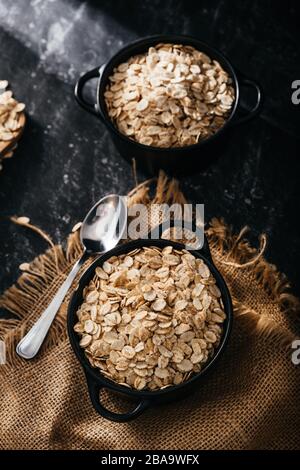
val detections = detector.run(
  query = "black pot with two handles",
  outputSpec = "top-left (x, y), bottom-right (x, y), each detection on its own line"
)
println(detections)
top-left (67, 221), bottom-right (233, 422)
top-left (75, 34), bottom-right (262, 175)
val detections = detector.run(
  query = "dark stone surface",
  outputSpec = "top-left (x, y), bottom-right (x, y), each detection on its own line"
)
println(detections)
top-left (0, 0), bottom-right (299, 308)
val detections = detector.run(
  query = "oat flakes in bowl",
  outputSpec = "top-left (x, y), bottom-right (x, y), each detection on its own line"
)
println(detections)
top-left (74, 245), bottom-right (226, 391)
top-left (68, 236), bottom-right (233, 421)
top-left (104, 43), bottom-right (235, 148)
top-left (75, 35), bottom-right (262, 174)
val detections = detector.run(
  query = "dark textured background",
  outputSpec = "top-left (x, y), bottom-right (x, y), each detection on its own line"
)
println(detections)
top-left (0, 0), bottom-right (299, 308)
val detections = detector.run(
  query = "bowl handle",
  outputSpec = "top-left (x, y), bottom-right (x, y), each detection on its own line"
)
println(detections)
top-left (230, 73), bottom-right (263, 126)
top-left (74, 65), bottom-right (105, 117)
top-left (148, 219), bottom-right (212, 261)
top-left (86, 374), bottom-right (150, 422)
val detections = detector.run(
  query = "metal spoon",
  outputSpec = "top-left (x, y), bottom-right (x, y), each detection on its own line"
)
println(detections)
top-left (16, 194), bottom-right (127, 359)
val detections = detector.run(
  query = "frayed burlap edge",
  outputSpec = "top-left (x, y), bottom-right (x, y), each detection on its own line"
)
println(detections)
top-left (206, 218), bottom-right (300, 348)
top-left (0, 172), bottom-right (299, 371)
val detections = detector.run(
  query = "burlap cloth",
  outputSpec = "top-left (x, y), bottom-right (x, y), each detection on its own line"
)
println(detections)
top-left (0, 174), bottom-right (299, 450)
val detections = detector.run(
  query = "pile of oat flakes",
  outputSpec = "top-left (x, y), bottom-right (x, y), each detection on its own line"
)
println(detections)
top-left (75, 246), bottom-right (226, 391)
top-left (0, 80), bottom-right (25, 170)
top-left (104, 43), bottom-right (235, 148)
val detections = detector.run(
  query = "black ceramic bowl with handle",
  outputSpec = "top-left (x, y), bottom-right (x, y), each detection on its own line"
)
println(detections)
top-left (67, 222), bottom-right (233, 422)
top-left (74, 34), bottom-right (262, 175)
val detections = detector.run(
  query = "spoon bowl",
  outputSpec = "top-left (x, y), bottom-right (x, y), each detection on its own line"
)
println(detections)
top-left (81, 194), bottom-right (127, 254)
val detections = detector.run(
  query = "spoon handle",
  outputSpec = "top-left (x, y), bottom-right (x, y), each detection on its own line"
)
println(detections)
top-left (16, 251), bottom-right (88, 359)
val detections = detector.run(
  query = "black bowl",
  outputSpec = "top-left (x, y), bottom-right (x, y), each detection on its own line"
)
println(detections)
top-left (74, 34), bottom-right (262, 175)
top-left (67, 235), bottom-right (233, 422)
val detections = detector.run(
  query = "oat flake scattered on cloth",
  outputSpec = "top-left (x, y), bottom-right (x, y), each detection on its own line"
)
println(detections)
top-left (0, 173), bottom-right (299, 450)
